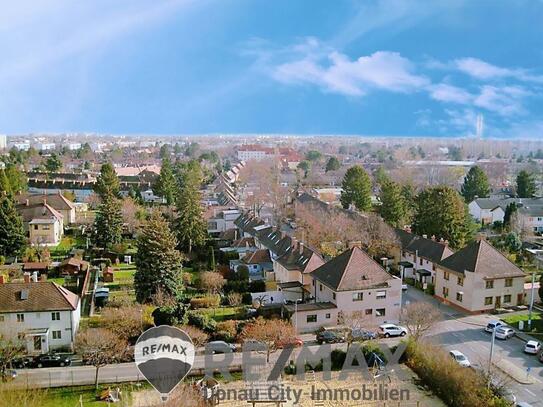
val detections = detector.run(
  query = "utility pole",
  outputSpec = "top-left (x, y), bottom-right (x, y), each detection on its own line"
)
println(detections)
top-left (488, 326), bottom-right (496, 384)
top-left (528, 258), bottom-right (539, 331)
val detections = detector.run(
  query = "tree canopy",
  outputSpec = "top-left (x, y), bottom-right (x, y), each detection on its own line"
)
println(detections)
top-left (340, 165), bottom-right (372, 211)
top-left (94, 162), bottom-right (120, 198)
top-left (0, 195), bottom-right (26, 259)
top-left (516, 170), bottom-right (536, 198)
top-left (154, 157), bottom-right (177, 205)
top-left (44, 153), bottom-right (62, 172)
top-left (379, 179), bottom-right (408, 227)
top-left (461, 166), bottom-right (490, 202)
top-left (93, 192), bottom-right (123, 248)
top-left (325, 156), bottom-right (341, 172)
top-left (135, 211), bottom-right (185, 303)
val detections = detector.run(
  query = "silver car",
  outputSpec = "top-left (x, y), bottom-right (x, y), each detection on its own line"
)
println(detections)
top-left (495, 326), bottom-right (515, 340)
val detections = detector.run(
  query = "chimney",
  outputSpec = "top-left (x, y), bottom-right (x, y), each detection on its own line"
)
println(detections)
top-left (40, 274), bottom-right (47, 282)
top-left (32, 271), bottom-right (38, 283)
top-left (0, 275), bottom-right (5, 284)
top-left (23, 272), bottom-right (31, 283)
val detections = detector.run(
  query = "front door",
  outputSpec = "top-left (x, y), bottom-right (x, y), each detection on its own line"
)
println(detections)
top-left (517, 293), bottom-right (524, 306)
top-left (495, 296), bottom-right (501, 308)
top-left (33, 336), bottom-right (42, 352)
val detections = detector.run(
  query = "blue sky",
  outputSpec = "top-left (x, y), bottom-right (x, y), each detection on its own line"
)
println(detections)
top-left (1, 0), bottom-right (543, 138)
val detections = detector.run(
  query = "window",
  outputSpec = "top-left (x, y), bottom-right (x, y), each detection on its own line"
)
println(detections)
top-left (504, 295), bottom-right (511, 304)
top-left (33, 225), bottom-right (38, 230)
top-left (456, 292), bottom-right (463, 302)
top-left (442, 287), bottom-right (449, 298)
top-left (457, 276), bottom-right (464, 286)
top-left (419, 258), bottom-right (423, 266)
top-left (43, 225), bottom-right (50, 230)
top-left (306, 315), bottom-right (317, 323)
top-left (485, 297), bottom-right (493, 305)
top-left (16, 314), bottom-right (24, 322)
top-left (332, 293), bottom-right (336, 300)
top-left (444, 271), bottom-right (449, 281)
top-left (319, 284), bottom-right (323, 292)
top-left (432, 263), bottom-right (436, 271)
top-left (0, 315), bottom-right (4, 322)
top-left (312, 280), bottom-right (315, 286)
top-left (325, 313), bottom-right (331, 319)
top-left (376, 308), bottom-right (386, 317)
top-left (352, 292), bottom-right (363, 302)
top-left (505, 278), bottom-right (513, 287)
top-left (365, 309), bottom-right (373, 315)
top-left (52, 330), bottom-right (62, 339)
top-left (486, 280), bottom-right (494, 289)
top-left (51, 312), bottom-right (60, 321)
top-left (376, 291), bottom-right (386, 300)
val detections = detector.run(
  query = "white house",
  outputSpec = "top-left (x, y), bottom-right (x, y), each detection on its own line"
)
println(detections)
top-left (0, 277), bottom-right (81, 354)
top-left (207, 209), bottom-right (242, 236)
top-left (469, 197), bottom-right (543, 226)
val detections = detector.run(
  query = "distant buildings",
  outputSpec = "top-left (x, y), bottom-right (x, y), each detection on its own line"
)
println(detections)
top-left (469, 197), bottom-right (543, 232)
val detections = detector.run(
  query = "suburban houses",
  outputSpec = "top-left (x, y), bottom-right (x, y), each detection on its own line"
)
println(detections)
top-left (0, 276), bottom-right (81, 354)
top-left (469, 197), bottom-right (543, 232)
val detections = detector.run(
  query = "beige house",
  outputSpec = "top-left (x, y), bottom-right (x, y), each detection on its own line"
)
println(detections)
top-left (16, 192), bottom-right (76, 224)
top-left (287, 247), bottom-right (402, 333)
top-left (435, 239), bottom-right (526, 313)
top-left (17, 202), bottom-right (64, 246)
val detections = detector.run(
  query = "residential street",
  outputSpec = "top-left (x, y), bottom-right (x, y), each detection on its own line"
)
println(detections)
top-left (403, 287), bottom-right (543, 405)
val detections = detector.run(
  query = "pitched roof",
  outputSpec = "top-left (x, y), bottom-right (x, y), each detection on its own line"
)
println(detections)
top-left (242, 249), bottom-right (272, 265)
top-left (0, 282), bottom-right (79, 313)
top-left (311, 247), bottom-right (395, 291)
top-left (275, 242), bottom-right (324, 273)
top-left (23, 262), bottom-right (50, 270)
top-left (438, 239), bottom-right (525, 279)
top-left (395, 229), bottom-right (454, 263)
top-left (16, 192), bottom-right (75, 211)
top-left (231, 237), bottom-right (255, 248)
top-left (60, 257), bottom-right (89, 269)
top-left (16, 202), bottom-right (64, 223)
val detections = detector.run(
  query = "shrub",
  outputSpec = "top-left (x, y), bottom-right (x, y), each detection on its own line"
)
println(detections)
top-left (425, 283), bottom-right (435, 296)
top-left (152, 304), bottom-right (189, 326)
top-left (178, 325), bottom-right (209, 347)
top-left (214, 320), bottom-right (238, 342)
top-left (242, 292), bottom-right (253, 305)
top-left (190, 295), bottom-right (221, 309)
top-left (405, 340), bottom-right (508, 407)
top-left (331, 349), bottom-right (346, 370)
top-left (249, 280), bottom-right (266, 293)
top-left (187, 311), bottom-right (217, 333)
top-left (226, 292), bottom-right (243, 306)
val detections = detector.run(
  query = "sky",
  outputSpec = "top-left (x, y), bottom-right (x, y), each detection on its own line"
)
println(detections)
top-left (1, 0), bottom-right (543, 138)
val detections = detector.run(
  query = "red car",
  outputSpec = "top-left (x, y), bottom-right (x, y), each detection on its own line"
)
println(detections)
top-left (277, 337), bottom-right (304, 348)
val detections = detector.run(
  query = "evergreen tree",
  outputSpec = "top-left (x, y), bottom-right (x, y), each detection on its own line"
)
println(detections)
top-left (340, 165), bottom-right (372, 211)
top-left (379, 180), bottom-right (407, 227)
top-left (461, 166), bottom-right (490, 202)
top-left (175, 162), bottom-right (207, 253)
top-left (413, 186), bottom-right (472, 249)
top-left (503, 202), bottom-right (518, 228)
top-left (135, 211), bottom-right (184, 303)
top-left (516, 170), bottom-right (536, 198)
top-left (93, 193), bottom-right (123, 248)
top-left (401, 183), bottom-right (417, 223)
top-left (0, 170), bottom-right (10, 195)
top-left (154, 157), bottom-right (176, 205)
top-left (4, 165), bottom-right (27, 194)
top-left (0, 195), bottom-right (26, 258)
top-left (374, 166), bottom-right (389, 186)
top-left (297, 161), bottom-right (310, 178)
top-left (325, 156), bottom-right (340, 172)
top-left (45, 153), bottom-right (62, 172)
top-left (94, 162), bottom-right (120, 198)
top-left (159, 144), bottom-right (171, 159)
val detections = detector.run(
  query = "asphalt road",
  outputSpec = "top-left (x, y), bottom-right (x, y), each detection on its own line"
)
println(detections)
top-left (403, 287), bottom-right (543, 406)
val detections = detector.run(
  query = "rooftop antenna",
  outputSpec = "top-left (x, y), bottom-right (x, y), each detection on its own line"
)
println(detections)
top-left (476, 114), bottom-right (484, 139)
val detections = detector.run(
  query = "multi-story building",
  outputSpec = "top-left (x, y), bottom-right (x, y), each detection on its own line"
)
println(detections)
top-left (288, 247), bottom-right (402, 333)
top-left (0, 277), bottom-right (81, 354)
top-left (434, 239), bottom-right (526, 313)
top-left (236, 145), bottom-right (274, 161)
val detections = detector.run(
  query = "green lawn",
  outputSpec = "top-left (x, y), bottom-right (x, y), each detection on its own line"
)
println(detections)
top-left (49, 277), bottom-right (65, 285)
top-left (202, 306), bottom-right (244, 322)
top-left (39, 383), bottom-right (145, 406)
top-left (49, 236), bottom-right (77, 255)
top-left (502, 313), bottom-right (543, 334)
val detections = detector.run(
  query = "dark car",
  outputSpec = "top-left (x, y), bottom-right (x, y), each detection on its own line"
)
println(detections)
top-left (33, 354), bottom-right (72, 368)
top-left (350, 328), bottom-right (378, 341)
top-left (316, 331), bottom-right (344, 344)
top-left (11, 356), bottom-right (34, 369)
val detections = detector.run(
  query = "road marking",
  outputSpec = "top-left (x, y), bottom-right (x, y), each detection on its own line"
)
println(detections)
top-left (525, 389), bottom-right (537, 397)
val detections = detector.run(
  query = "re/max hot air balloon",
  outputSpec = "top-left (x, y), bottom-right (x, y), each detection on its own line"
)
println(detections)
top-left (135, 326), bottom-right (195, 401)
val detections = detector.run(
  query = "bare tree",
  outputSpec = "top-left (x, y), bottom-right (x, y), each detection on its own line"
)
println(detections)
top-left (240, 317), bottom-right (297, 362)
top-left (121, 196), bottom-right (143, 235)
top-left (198, 271), bottom-right (226, 295)
top-left (338, 310), bottom-right (376, 348)
top-left (401, 302), bottom-right (441, 342)
top-left (226, 292), bottom-right (242, 306)
top-left (101, 305), bottom-right (151, 342)
top-left (177, 325), bottom-right (209, 348)
top-left (76, 328), bottom-right (128, 389)
top-left (0, 335), bottom-right (24, 382)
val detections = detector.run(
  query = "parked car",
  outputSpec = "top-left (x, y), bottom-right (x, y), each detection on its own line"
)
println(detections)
top-left (378, 324), bottom-right (407, 338)
top-left (277, 337), bottom-right (304, 348)
top-left (516, 402), bottom-right (534, 407)
top-left (11, 356), bottom-right (34, 369)
top-left (524, 340), bottom-right (541, 355)
top-left (495, 327), bottom-right (515, 340)
top-left (350, 328), bottom-right (378, 341)
top-left (33, 354), bottom-right (72, 368)
top-left (316, 331), bottom-right (344, 344)
top-left (485, 320), bottom-right (505, 333)
top-left (207, 341), bottom-right (237, 353)
top-left (401, 284), bottom-right (408, 291)
top-left (449, 350), bottom-right (471, 367)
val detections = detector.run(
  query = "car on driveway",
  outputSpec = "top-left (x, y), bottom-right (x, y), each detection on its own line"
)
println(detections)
top-left (449, 350), bottom-right (471, 367)
top-left (485, 320), bottom-right (505, 333)
top-left (524, 340), bottom-right (541, 355)
top-left (277, 337), bottom-right (304, 348)
top-left (316, 331), bottom-right (344, 344)
top-left (378, 324), bottom-right (407, 338)
top-left (494, 326), bottom-right (515, 340)
top-left (11, 356), bottom-right (34, 369)
top-left (33, 354), bottom-right (72, 368)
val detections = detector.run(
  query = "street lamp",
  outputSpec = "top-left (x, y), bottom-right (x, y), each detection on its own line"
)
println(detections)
top-left (528, 256), bottom-right (540, 331)
top-left (294, 299), bottom-right (302, 333)
top-left (488, 326), bottom-right (496, 385)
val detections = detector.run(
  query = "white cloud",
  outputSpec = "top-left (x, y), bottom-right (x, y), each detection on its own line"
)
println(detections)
top-left (272, 46), bottom-right (429, 97)
top-left (428, 83), bottom-right (473, 104)
top-left (473, 85), bottom-right (530, 116)
top-left (455, 57), bottom-right (543, 83)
